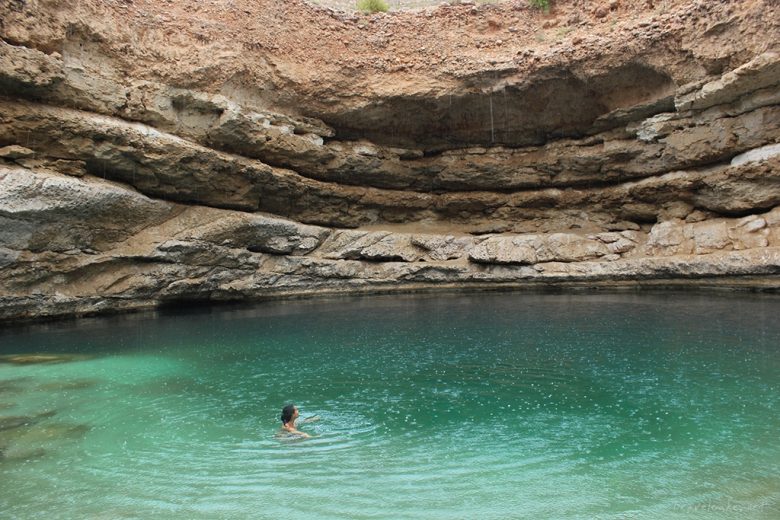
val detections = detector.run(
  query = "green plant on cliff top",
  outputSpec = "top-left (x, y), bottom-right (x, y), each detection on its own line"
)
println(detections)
top-left (530, 0), bottom-right (550, 11)
top-left (356, 0), bottom-right (389, 13)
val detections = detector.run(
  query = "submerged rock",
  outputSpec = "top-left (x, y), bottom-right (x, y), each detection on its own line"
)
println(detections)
top-left (0, 444), bottom-right (47, 461)
top-left (0, 416), bottom-right (36, 432)
top-left (0, 413), bottom-right (87, 463)
top-left (37, 379), bottom-right (100, 392)
top-left (0, 421), bottom-right (90, 463)
top-left (13, 423), bottom-right (91, 443)
top-left (0, 410), bottom-right (56, 432)
top-left (0, 354), bottom-right (91, 365)
top-left (0, 378), bottom-right (32, 394)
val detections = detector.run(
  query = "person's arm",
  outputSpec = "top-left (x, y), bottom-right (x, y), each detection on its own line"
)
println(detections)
top-left (301, 415), bottom-right (320, 424)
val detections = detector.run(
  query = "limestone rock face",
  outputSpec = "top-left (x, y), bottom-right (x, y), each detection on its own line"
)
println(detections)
top-left (0, 166), bottom-right (176, 253)
top-left (469, 237), bottom-right (540, 265)
top-left (1, 0), bottom-right (779, 320)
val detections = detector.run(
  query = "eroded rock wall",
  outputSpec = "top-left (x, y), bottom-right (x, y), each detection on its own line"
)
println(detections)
top-left (1, 0), bottom-right (778, 320)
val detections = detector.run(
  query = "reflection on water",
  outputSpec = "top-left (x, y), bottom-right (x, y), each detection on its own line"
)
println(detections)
top-left (0, 292), bottom-right (779, 519)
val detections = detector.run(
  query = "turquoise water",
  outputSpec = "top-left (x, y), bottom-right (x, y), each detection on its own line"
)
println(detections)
top-left (1, 293), bottom-right (779, 519)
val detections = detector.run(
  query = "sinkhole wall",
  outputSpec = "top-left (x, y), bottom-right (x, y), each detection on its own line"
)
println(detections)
top-left (0, 0), bottom-right (779, 321)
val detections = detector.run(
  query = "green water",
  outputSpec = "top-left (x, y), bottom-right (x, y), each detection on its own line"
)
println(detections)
top-left (1, 293), bottom-right (779, 519)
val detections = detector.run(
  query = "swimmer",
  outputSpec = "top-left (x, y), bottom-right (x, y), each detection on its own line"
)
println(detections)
top-left (279, 404), bottom-right (319, 438)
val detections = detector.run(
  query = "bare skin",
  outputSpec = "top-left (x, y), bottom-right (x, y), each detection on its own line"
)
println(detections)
top-left (280, 406), bottom-right (319, 438)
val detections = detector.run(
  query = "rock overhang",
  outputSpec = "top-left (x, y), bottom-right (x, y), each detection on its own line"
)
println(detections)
top-left (0, 0), bottom-right (779, 321)
top-left (324, 61), bottom-right (678, 150)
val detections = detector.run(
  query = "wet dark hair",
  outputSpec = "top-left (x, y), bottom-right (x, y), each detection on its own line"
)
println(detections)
top-left (281, 404), bottom-right (296, 425)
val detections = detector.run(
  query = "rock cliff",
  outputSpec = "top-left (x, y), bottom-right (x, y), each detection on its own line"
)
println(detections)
top-left (1, 0), bottom-right (779, 320)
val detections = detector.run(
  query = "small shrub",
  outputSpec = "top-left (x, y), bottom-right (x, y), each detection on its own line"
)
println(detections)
top-left (356, 0), bottom-right (389, 13)
top-left (530, 0), bottom-right (550, 10)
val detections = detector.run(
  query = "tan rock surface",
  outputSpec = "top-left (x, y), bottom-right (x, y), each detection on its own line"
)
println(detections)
top-left (0, 0), bottom-right (779, 321)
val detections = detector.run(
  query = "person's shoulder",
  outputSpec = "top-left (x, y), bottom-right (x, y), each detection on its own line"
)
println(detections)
top-left (277, 428), bottom-right (310, 439)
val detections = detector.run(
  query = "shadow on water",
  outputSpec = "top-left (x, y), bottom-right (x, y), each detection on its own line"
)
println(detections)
top-left (1, 289), bottom-right (779, 358)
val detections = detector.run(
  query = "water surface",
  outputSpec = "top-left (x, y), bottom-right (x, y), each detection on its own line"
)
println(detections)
top-left (1, 293), bottom-right (779, 519)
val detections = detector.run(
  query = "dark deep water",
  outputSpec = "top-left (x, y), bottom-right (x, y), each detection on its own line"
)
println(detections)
top-left (1, 292), bottom-right (779, 519)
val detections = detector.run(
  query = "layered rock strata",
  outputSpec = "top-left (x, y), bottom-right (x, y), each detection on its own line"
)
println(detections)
top-left (1, 0), bottom-right (779, 321)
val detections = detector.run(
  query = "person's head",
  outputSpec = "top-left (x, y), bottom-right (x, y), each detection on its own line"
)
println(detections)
top-left (281, 404), bottom-right (298, 425)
